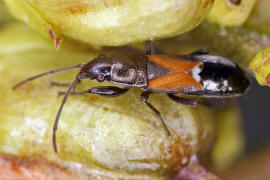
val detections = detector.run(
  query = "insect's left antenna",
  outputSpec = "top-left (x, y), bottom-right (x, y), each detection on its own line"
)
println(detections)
top-left (13, 63), bottom-right (85, 90)
top-left (53, 77), bottom-right (79, 153)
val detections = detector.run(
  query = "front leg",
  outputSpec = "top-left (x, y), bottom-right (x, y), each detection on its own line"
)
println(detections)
top-left (58, 86), bottom-right (129, 97)
top-left (89, 86), bottom-right (129, 97)
top-left (140, 91), bottom-right (171, 136)
top-left (50, 80), bottom-right (81, 87)
top-left (53, 84), bottom-right (128, 153)
top-left (167, 94), bottom-right (199, 106)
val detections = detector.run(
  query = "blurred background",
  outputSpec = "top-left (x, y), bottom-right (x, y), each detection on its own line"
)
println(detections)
top-left (240, 81), bottom-right (270, 151)
top-left (218, 80), bottom-right (270, 179)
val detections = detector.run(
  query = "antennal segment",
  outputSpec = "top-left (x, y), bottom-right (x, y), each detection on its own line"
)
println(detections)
top-left (53, 77), bottom-right (80, 153)
top-left (13, 63), bottom-right (85, 90)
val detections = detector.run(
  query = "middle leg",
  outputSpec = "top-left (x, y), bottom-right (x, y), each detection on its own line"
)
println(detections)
top-left (140, 91), bottom-right (171, 136)
top-left (167, 94), bottom-right (199, 106)
top-left (58, 86), bottom-right (129, 97)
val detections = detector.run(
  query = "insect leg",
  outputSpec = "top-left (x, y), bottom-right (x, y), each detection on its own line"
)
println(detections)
top-left (167, 94), bottom-right (199, 106)
top-left (50, 81), bottom-right (73, 87)
top-left (90, 86), bottom-right (129, 97)
top-left (51, 80), bottom-right (81, 93)
top-left (190, 49), bottom-right (209, 55)
top-left (144, 40), bottom-right (152, 55)
top-left (58, 86), bottom-right (129, 97)
top-left (140, 91), bottom-right (171, 136)
top-left (53, 85), bottom-right (128, 153)
top-left (57, 91), bottom-right (84, 96)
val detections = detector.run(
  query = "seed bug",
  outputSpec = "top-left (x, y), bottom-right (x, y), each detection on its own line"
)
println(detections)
top-left (13, 41), bottom-right (250, 153)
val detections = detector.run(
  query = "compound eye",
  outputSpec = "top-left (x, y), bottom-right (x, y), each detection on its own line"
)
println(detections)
top-left (97, 74), bottom-right (105, 82)
top-left (101, 67), bottom-right (111, 74)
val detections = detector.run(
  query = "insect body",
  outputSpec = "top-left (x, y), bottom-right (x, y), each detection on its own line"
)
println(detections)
top-left (13, 42), bottom-right (250, 153)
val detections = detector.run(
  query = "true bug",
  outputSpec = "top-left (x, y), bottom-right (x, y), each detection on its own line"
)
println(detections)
top-left (13, 41), bottom-right (250, 153)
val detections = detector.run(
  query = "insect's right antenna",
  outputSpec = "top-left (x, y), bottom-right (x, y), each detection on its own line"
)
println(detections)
top-left (53, 77), bottom-right (80, 153)
top-left (13, 63), bottom-right (85, 90)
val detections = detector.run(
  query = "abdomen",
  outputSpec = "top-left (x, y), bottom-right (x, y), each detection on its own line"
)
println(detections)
top-left (145, 54), bottom-right (250, 97)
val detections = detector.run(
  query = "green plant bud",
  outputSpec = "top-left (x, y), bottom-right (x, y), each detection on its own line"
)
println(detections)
top-left (245, 0), bottom-right (270, 87)
top-left (3, 0), bottom-right (62, 49)
top-left (3, 0), bottom-right (214, 47)
top-left (249, 47), bottom-right (270, 87)
top-left (246, 0), bottom-right (270, 36)
top-left (207, 0), bottom-right (256, 26)
top-left (211, 105), bottom-right (244, 171)
top-left (0, 23), bottom-right (217, 179)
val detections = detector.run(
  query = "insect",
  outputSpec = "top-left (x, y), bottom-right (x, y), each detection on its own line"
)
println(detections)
top-left (13, 41), bottom-right (250, 153)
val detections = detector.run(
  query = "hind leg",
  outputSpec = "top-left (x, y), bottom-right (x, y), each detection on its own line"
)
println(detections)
top-left (167, 94), bottom-right (199, 106)
top-left (140, 91), bottom-right (171, 136)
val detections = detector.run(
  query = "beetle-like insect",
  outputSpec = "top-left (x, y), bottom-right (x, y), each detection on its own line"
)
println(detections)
top-left (13, 41), bottom-right (250, 153)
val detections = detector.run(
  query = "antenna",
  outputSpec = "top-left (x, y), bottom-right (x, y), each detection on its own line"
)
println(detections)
top-left (53, 77), bottom-right (79, 153)
top-left (13, 63), bottom-right (85, 90)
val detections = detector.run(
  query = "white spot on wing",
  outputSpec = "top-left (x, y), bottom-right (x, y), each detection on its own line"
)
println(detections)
top-left (193, 74), bottom-right (201, 82)
top-left (190, 64), bottom-right (203, 82)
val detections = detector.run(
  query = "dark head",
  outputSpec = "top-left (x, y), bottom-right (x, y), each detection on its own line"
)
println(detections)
top-left (79, 54), bottom-right (112, 82)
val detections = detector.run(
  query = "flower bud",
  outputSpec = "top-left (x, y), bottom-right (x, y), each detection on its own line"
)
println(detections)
top-left (207, 0), bottom-right (256, 26)
top-left (4, 0), bottom-right (214, 47)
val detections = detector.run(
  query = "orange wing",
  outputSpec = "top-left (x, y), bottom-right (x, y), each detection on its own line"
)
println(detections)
top-left (148, 72), bottom-right (203, 93)
top-left (148, 55), bottom-right (202, 72)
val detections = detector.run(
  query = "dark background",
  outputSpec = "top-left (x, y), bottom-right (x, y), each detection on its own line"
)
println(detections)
top-left (239, 79), bottom-right (270, 152)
